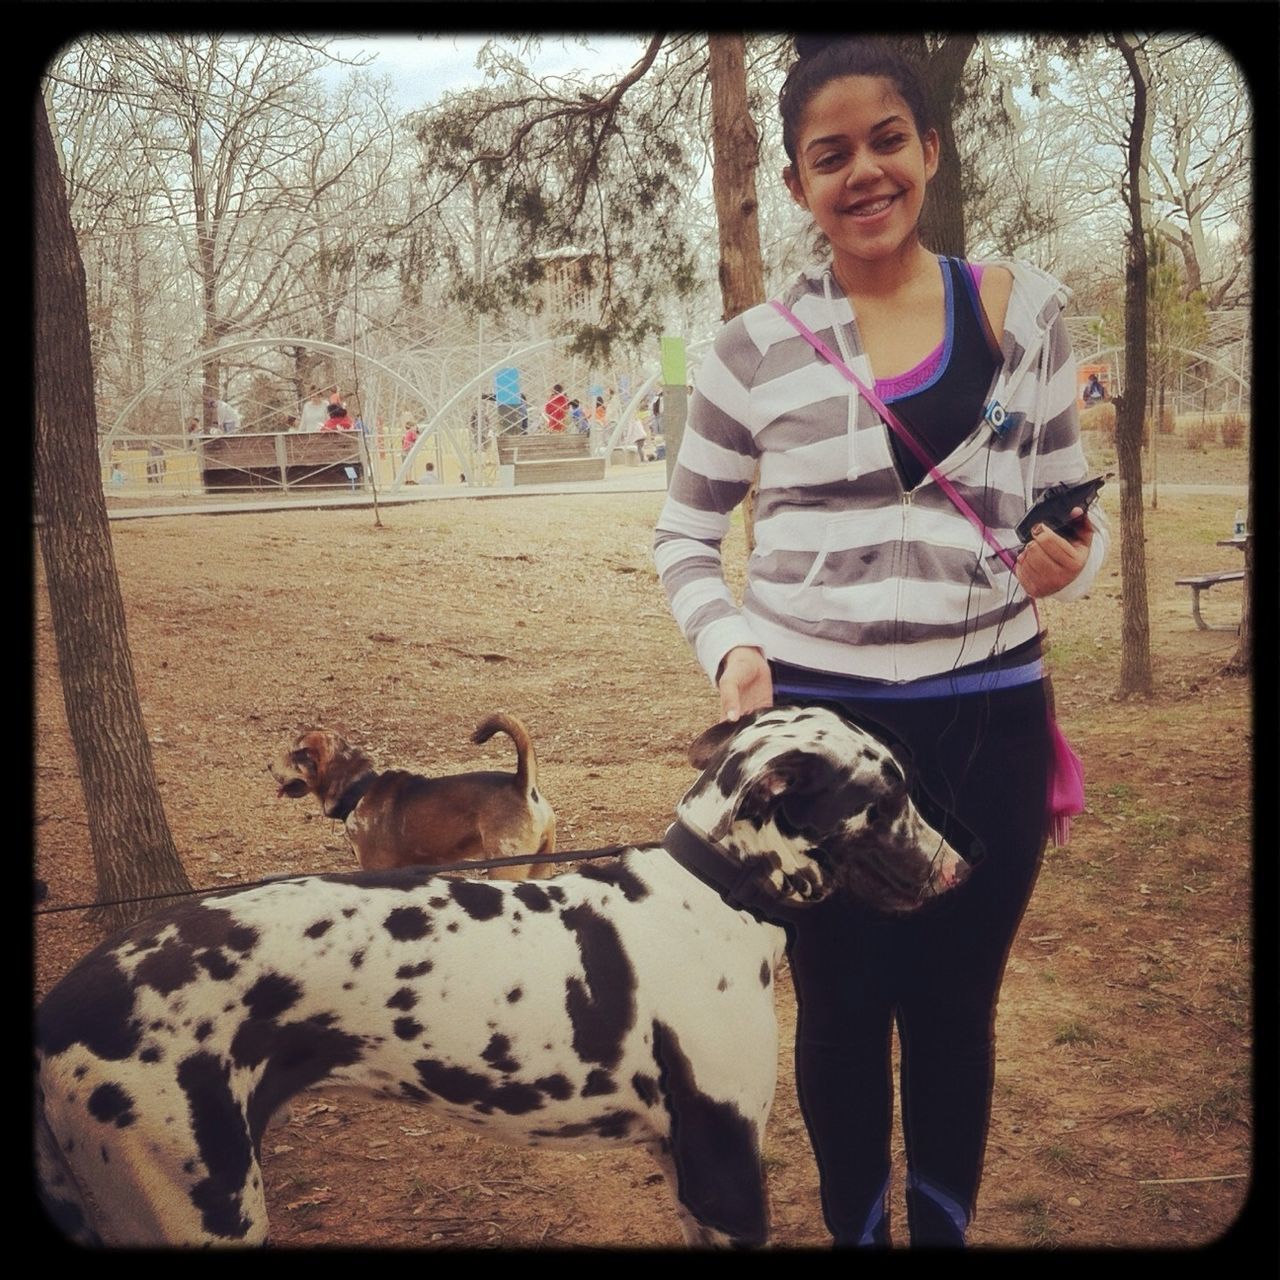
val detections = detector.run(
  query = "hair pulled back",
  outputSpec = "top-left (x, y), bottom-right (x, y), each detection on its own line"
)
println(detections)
top-left (779, 36), bottom-right (933, 167)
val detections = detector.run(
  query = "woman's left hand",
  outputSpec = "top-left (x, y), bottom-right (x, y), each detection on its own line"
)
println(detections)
top-left (1014, 509), bottom-right (1094, 599)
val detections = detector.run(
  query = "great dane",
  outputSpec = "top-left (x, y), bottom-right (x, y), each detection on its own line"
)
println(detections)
top-left (37, 706), bottom-right (968, 1247)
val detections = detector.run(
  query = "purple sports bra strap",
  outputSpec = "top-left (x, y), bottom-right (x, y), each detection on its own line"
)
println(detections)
top-left (770, 300), bottom-right (1020, 575)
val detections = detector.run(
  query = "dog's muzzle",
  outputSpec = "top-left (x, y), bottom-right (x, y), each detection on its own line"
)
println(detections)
top-left (926, 844), bottom-right (970, 896)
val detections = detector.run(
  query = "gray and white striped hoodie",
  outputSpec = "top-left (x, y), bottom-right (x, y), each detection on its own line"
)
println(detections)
top-left (653, 259), bottom-right (1109, 686)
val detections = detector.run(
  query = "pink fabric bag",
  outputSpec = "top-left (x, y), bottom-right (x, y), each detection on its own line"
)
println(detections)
top-left (770, 300), bottom-right (1086, 844)
top-left (1046, 720), bottom-right (1086, 846)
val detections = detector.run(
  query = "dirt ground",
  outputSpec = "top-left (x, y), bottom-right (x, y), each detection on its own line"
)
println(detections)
top-left (34, 436), bottom-right (1254, 1250)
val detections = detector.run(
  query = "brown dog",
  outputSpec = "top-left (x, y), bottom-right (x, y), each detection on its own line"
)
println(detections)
top-left (269, 714), bottom-right (555, 879)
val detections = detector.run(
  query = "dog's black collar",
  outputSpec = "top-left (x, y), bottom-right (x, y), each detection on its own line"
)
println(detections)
top-left (327, 772), bottom-right (378, 822)
top-left (661, 820), bottom-right (803, 926)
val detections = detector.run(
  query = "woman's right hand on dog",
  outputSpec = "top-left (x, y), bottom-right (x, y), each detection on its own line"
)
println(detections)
top-left (717, 646), bottom-right (774, 722)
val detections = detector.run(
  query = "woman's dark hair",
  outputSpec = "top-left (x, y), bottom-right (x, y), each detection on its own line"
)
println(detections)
top-left (780, 36), bottom-right (933, 167)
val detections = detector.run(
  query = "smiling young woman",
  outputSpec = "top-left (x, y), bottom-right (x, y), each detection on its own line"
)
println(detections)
top-left (654, 35), bottom-right (1109, 1248)
top-left (784, 75), bottom-right (939, 285)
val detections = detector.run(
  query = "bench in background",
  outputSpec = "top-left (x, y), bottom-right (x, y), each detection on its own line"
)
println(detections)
top-left (1175, 570), bottom-right (1244, 631)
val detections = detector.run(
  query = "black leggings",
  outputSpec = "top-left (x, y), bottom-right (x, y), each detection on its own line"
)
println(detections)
top-left (778, 679), bottom-right (1052, 1246)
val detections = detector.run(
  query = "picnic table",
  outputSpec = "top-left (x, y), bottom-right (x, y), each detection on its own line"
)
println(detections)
top-left (1175, 535), bottom-right (1246, 631)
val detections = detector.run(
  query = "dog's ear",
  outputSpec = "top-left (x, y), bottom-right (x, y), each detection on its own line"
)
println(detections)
top-left (687, 710), bottom-right (764, 769)
top-left (292, 730), bottom-right (332, 771)
top-left (708, 749), bottom-right (810, 842)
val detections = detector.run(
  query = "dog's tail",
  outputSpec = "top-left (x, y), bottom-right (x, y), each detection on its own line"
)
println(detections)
top-left (471, 714), bottom-right (538, 792)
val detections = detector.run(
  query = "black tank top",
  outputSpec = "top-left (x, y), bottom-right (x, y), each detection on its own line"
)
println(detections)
top-left (884, 257), bottom-right (1002, 491)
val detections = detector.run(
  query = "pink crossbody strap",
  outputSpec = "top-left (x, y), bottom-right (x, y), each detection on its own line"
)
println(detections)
top-left (770, 300), bottom-right (1019, 575)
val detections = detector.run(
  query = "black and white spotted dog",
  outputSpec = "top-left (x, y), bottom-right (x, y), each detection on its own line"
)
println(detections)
top-left (36, 706), bottom-right (969, 1248)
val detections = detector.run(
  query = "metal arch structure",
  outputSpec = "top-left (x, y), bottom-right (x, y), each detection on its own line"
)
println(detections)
top-left (600, 337), bottom-right (716, 461)
top-left (100, 336), bottom-right (475, 479)
top-left (395, 338), bottom-right (558, 490)
top-left (1063, 343), bottom-right (1251, 406)
top-left (1066, 312), bottom-right (1252, 416)
top-left (394, 334), bottom-right (720, 489)
top-left (101, 330), bottom-right (731, 492)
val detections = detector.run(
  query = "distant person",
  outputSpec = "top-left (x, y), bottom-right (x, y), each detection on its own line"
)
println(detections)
top-left (569, 399), bottom-right (589, 433)
top-left (1083, 373), bottom-right (1106, 405)
top-left (300, 387), bottom-right (328, 431)
top-left (624, 407), bottom-right (648, 461)
top-left (401, 421), bottom-right (419, 460)
top-left (186, 416), bottom-right (202, 439)
top-left (422, 461), bottom-right (440, 484)
top-left (651, 392), bottom-right (663, 436)
top-left (544, 384), bottom-right (569, 432)
top-left (207, 398), bottom-right (240, 434)
top-left (322, 401), bottom-right (353, 431)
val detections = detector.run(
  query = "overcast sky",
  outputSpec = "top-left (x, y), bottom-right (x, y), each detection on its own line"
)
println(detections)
top-left (322, 34), bottom-right (652, 114)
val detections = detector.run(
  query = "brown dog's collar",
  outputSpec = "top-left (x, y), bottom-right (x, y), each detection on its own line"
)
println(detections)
top-left (326, 772), bottom-right (378, 822)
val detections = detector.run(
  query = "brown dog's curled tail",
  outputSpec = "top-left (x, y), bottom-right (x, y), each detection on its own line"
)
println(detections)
top-left (471, 714), bottom-right (538, 792)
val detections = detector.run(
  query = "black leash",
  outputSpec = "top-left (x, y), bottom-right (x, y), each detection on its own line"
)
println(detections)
top-left (34, 842), bottom-right (659, 918)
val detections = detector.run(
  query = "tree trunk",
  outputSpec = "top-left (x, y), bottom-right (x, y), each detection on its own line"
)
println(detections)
top-left (708, 36), bottom-right (765, 322)
top-left (34, 94), bottom-right (192, 931)
top-left (1152, 378), bottom-right (1164, 511)
top-left (708, 35), bottom-right (767, 549)
top-left (1114, 35), bottom-right (1154, 696)
top-left (896, 35), bottom-right (975, 257)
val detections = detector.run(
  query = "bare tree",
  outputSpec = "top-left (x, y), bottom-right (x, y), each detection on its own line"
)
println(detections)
top-left (1147, 39), bottom-right (1252, 309)
top-left (1112, 33), bottom-right (1155, 697)
top-left (35, 93), bottom-right (193, 930)
top-left (48, 35), bottom-right (402, 428)
top-left (43, 59), bottom-right (191, 415)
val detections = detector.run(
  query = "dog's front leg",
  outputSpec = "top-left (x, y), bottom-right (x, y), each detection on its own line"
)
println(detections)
top-left (641, 1137), bottom-right (767, 1248)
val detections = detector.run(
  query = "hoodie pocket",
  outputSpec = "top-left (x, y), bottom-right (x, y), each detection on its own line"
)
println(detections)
top-left (778, 513), bottom-right (903, 623)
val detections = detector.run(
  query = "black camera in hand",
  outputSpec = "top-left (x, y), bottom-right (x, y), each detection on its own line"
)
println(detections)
top-left (1016, 476), bottom-right (1107, 544)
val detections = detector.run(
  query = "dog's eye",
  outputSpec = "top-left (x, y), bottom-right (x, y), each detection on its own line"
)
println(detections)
top-left (290, 750), bottom-right (312, 766)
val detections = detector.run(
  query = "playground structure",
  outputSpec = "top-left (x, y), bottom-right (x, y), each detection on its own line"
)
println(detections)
top-left (99, 333), bottom-right (680, 500)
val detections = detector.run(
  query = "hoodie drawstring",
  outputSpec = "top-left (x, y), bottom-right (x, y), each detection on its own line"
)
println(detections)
top-left (1024, 326), bottom-right (1052, 509)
